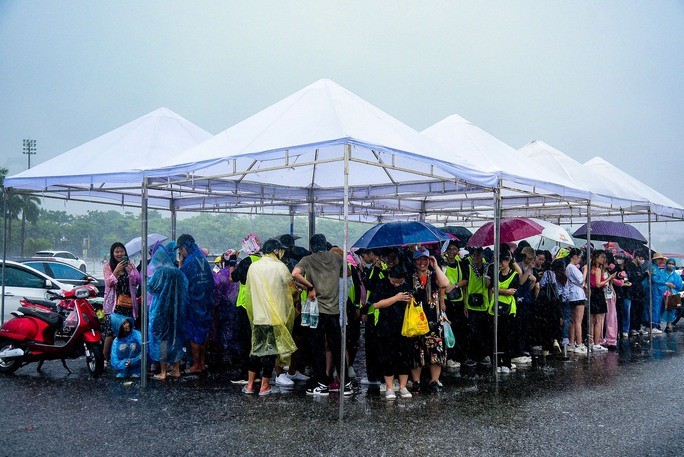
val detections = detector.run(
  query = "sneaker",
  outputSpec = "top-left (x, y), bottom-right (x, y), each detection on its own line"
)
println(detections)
top-left (665, 324), bottom-right (673, 333)
top-left (553, 340), bottom-right (562, 354)
top-left (241, 385), bottom-right (255, 394)
top-left (592, 344), bottom-right (607, 352)
top-left (510, 363), bottom-right (517, 371)
top-left (511, 356), bottom-right (532, 364)
top-left (230, 377), bottom-right (249, 385)
top-left (481, 356), bottom-right (491, 365)
top-left (500, 366), bottom-right (510, 374)
top-left (379, 383), bottom-right (386, 392)
top-left (306, 382), bottom-right (329, 396)
top-left (464, 359), bottom-right (477, 367)
top-left (410, 381), bottom-right (421, 393)
top-left (275, 373), bottom-right (294, 386)
top-left (360, 377), bottom-right (381, 386)
top-left (385, 389), bottom-right (396, 400)
top-left (446, 360), bottom-right (461, 369)
top-left (652, 327), bottom-right (663, 335)
top-left (630, 329), bottom-right (638, 336)
top-left (639, 326), bottom-right (649, 335)
top-left (328, 380), bottom-right (340, 392)
top-left (130, 374), bottom-right (140, 379)
top-left (259, 387), bottom-right (272, 396)
top-left (343, 382), bottom-right (355, 396)
top-left (496, 366), bottom-right (503, 374)
top-left (347, 366), bottom-right (356, 378)
top-left (286, 371), bottom-right (310, 382)
top-left (429, 380), bottom-right (442, 393)
top-left (575, 344), bottom-right (588, 355)
top-left (621, 332), bottom-right (629, 339)
top-left (399, 387), bottom-right (412, 398)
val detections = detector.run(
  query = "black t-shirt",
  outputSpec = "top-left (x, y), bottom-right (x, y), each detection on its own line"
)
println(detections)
top-left (370, 279), bottom-right (412, 336)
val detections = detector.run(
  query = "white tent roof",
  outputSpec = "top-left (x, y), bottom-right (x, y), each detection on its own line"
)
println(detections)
top-left (422, 114), bottom-right (589, 200)
top-left (518, 140), bottom-right (651, 216)
top-left (142, 79), bottom-right (500, 218)
top-left (584, 156), bottom-right (684, 219)
top-left (5, 107), bottom-right (212, 207)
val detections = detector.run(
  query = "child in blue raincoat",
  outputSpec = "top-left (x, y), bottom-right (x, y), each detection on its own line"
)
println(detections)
top-left (110, 313), bottom-right (143, 378)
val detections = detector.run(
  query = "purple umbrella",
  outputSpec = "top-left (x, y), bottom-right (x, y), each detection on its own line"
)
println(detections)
top-left (572, 221), bottom-right (647, 243)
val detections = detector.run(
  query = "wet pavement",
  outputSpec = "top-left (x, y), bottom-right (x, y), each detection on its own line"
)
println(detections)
top-left (1, 329), bottom-right (683, 456)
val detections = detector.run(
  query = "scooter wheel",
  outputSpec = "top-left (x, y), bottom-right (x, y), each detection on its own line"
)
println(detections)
top-left (0, 341), bottom-right (21, 374)
top-left (84, 342), bottom-right (104, 378)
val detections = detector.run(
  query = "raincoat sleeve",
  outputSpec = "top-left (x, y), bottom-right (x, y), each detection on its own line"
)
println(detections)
top-left (104, 264), bottom-right (117, 288)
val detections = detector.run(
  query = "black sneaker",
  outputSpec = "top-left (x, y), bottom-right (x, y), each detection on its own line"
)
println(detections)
top-left (429, 380), bottom-right (442, 393)
top-left (464, 359), bottom-right (477, 367)
top-left (306, 382), bottom-right (330, 396)
top-left (410, 381), bottom-right (421, 393)
top-left (343, 382), bottom-right (355, 396)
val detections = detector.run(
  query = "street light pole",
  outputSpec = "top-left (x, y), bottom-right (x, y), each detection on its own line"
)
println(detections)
top-left (22, 139), bottom-right (37, 169)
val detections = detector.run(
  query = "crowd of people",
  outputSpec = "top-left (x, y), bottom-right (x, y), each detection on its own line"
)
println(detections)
top-left (101, 232), bottom-right (684, 400)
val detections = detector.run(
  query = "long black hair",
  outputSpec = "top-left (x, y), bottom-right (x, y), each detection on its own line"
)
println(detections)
top-left (108, 242), bottom-right (127, 272)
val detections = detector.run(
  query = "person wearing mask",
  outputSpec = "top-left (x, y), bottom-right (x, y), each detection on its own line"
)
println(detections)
top-left (176, 234), bottom-right (215, 375)
top-left (488, 250), bottom-right (519, 374)
top-left (241, 239), bottom-right (297, 396)
top-left (462, 247), bottom-right (491, 368)
top-left (644, 253), bottom-right (669, 334)
top-left (230, 234), bottom-right (262, 385)
top-left (565, 248), bottom-right (588, 355)
top-left (611, 253), bottom-right (632, 339)
top-left (441, 240), bottom-right (467, 369)
top-left (356, 248), bottom-right (384, 388)
top-left (292, 234), bottom-right (350, 396)
top-left (211, 249), bottom-right (241, 367)
top-left (511, 246), bottom-right (537, 363)
top-left (629, 250), bottom-right (648, 336)
top-left (660, 258), bottom-right (683, 333)
top-left (589, 250), bottom-right (614, 351)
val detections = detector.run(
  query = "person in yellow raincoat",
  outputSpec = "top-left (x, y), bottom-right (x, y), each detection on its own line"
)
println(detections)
top-left (242, 238), bottom-right (297, 395)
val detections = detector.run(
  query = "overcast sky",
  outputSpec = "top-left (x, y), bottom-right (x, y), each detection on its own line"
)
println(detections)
top-left (1, 1), bottom-right (683, 237)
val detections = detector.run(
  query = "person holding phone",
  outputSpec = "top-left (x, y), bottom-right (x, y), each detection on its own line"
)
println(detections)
top-left (103, 242), bottom-right (141, 368)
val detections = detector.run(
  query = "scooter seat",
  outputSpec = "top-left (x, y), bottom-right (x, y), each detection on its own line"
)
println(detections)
top-left (17, 306), bottom-right (64, 328)
top-left (23, 298), bottom-right (58, 312)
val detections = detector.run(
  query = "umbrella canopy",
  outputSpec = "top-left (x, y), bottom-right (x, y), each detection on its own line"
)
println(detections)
top-left (467, 218), bottom-right (544, 247)
top-left (352, 221), bottom-right (451, 249)
top-left (529, 218), bottom-right (574, 245)
top-left (441, 226), bottom-right (473, 244)
top-left (572, 221), bottom-right (647, 254)
top-left (572, 221), bottom-right (647, 243)
top-left (125, 233), bottom-right (169, 257)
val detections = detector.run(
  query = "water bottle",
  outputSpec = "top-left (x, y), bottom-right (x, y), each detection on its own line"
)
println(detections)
top-left (301, 300), bottom-right (311, 327)
top-left (309, 300), bottom-right (319, 329)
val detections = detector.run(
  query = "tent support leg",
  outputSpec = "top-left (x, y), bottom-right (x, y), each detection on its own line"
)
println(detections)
top-left (1, 189), bottom-right (8, 324)
top-left (339, 144), bottom-right (350, 422)
top-left (492, 181), bottom-right (501, 380)
top-left (140, 179), bottom-right (149, 388)
top-left (586, 202), bottom-right (592, 359)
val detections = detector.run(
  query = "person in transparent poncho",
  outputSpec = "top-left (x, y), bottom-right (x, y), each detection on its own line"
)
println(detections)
top-left (148, 241), bottom-right (188, 380)
top-left (110, 313), bottom-right (143, 379)
top-left (241, 238), bottom-right (297, 395)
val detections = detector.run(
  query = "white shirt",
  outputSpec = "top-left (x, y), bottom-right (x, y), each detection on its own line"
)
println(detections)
top-left (566, 263), bottom-right (586, 302)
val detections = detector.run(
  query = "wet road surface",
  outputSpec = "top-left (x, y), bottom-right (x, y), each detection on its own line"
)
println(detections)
top-left (1, 330), bottom-right (683, 456)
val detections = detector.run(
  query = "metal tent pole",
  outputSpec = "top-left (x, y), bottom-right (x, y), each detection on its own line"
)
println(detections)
top-left (492, 182), bottom-right (501, 378)
top-left (140, 179), bottom-right (149, 388)
top-left (339, 144), bottom-right (350, 422)
top-left (586, 202), bottom-right (592, 359)
top-left (648, 209), bottom-right (653, 344)
top-left (170, 201), bottom-right (176, 242)
top-left (307, 188), bottom-right (316, 242)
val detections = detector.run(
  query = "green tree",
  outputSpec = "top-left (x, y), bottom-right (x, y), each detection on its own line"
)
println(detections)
top-left (19, 194), bottom-right (41, 256)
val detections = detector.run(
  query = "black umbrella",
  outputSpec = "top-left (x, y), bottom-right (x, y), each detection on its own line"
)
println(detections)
top-left (441, 226), bottom-right (473, 245)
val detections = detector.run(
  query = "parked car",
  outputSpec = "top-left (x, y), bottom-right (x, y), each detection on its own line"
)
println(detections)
top-left (32, 250), bottom-right (88, 272)
top-left (16, 258), bottom-right (104, 297)
top-left (0, 260), bottom-right (73, 323)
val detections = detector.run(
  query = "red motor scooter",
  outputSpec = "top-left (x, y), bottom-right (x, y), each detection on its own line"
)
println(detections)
top-left (0, 284), bottom-right (104, 377)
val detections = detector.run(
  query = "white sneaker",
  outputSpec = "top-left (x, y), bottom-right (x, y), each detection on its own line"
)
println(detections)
top-left (621, 332), bottom-right (629, 339)
top-left (347, 366), bottom-right (356, 379)
top-left (398, 387), bottom-right (412, 398)
top-left (275, 373), bottom-right (294, 386)
top-left (500, 366), bottom-right (510, 374)
top-left (285, 371), bottom-right (310, 382)
top-left (380, 383), bottom-right (386, 392)
top-left (630, 329), bottom-right (638, 336)
top-left (639, 326), bottom-right (649, 335)
top-left (360, 377), bottom-right (381, 386)
top-left (511, 356), bottom-right (532, 364)
top-left (575, 344), bottom-right (588, 355)
top-left (446, 360), bottom-right (461, 369)
top-left (385, 389), bottom-right (396, 400)
top-left (510, 363), bottom-right (517, 371)
top-left (652, 327), bottom-right (663, 335)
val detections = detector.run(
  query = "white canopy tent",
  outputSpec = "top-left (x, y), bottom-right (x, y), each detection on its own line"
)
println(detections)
top-left (584, 156), bottom-right (684, 220)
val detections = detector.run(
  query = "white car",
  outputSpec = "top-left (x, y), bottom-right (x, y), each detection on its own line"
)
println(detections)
top-left (32, 250), bottom-right (88, 272)
top-left (0, 260), bottom-right (73, 323)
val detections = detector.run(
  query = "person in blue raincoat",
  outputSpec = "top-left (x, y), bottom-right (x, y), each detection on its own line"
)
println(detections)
top-left (110, 313), bottom-right (143, 378)
top-left (660, 258), bottom-right (683, 332)
top-left (177, 234), bottom-right (214, 374)
top-left (643, 252), bottom-right (670, 333)
top-left (148, 241), bottom-right (188, 380)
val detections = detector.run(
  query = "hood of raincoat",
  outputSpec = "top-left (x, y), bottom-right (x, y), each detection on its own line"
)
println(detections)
top-left (110, 313), bottom-right (136, 339)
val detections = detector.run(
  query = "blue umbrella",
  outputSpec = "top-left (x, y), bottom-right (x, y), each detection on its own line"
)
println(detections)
top-left (352, 221), bottom-right (451, 249)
